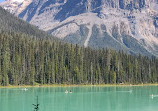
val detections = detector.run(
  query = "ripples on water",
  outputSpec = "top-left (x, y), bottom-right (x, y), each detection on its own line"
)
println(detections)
top-left (0, 86), bottom-right (158, 111)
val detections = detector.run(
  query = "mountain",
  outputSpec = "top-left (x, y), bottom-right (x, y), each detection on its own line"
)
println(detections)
top-left (0, 6), bottom-right (50, 38)
top-left (1, 0), bottom-right (158, 57)
top-left (0, 0), bottom-right (158, 86)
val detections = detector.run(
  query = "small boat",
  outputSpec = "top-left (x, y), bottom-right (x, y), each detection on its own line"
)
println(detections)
top-left (22, 88), bottom-right (28, 91)
top-left (150, 94), bottom-right (154, 99)
top-left (65, 90), bottom-right (68, 94)
top-left (69, 90), bottom-right (72, 93)
top-left (150, 94), bottom-right (154, 97)
top-left (150, 94), bottom-right (158, 98)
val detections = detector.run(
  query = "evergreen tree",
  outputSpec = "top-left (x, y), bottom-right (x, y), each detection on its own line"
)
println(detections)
top-left (0, 31), bottom-right (158, 86)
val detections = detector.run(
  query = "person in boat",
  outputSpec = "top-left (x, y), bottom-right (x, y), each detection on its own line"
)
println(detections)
top-left (65, 90), bottom-right (68, 93)
top-left (22, 88), bottom-right (28, 91)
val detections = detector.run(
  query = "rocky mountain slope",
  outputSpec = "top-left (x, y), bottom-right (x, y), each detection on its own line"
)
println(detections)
top-left (0, 6), bottom-right (49, 38)
top-left (1, 0), bottom-right (158, 57)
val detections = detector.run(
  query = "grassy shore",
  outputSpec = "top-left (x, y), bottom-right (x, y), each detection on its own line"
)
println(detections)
top-left (0, 83), bottom-right (158, 88)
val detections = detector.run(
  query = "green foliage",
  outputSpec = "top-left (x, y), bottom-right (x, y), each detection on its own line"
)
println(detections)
top-left (0, 7), bottom-right (53, 39)
top-left (0, 31), bottom-right (158, 86)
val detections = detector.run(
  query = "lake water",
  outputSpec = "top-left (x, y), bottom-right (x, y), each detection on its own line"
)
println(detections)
top-left (0, 86), bottom-right (158, 111)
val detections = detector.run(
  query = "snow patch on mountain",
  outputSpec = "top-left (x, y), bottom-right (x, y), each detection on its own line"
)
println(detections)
top-left (12, 0), bottom-right (24, 3)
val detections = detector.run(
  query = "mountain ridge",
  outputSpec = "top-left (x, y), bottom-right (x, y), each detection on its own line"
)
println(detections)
top-left (0, 6), bottom-right (51, 38)
top-left (1, 0), bottom-right (158, 57)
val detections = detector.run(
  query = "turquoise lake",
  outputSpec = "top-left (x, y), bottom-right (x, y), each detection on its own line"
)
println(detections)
top-left (1, 86), bottom-right (158, 111)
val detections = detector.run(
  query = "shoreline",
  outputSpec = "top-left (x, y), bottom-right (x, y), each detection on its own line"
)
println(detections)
top-left (1, 83), bottom-right (158, 88)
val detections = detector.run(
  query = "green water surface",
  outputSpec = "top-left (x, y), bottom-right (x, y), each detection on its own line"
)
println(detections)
top-left (0, 86), bottom-right (158, 111)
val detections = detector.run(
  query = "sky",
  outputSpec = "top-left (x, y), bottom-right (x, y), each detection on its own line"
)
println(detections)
top-left (0, 0), bottom-right (4, 3)
top-left (0, 0), bottom-right (24, 3)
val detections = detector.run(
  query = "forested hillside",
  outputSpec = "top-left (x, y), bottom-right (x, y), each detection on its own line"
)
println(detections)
top-left (0, 5), bottom-right (158, 86)
top-left (0, 31), bottom-right (158, 86)
top-left (1, 0), bottom-right (158, 57)
top-left (0, 7), bottom-right (49, 38)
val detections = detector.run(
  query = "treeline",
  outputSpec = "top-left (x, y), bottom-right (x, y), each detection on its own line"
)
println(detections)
top-left (0, 32), bottom-right (158, 86)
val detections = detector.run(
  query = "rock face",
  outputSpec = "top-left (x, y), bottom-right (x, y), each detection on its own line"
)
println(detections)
top-left (1, 0), bottom-right (32, 14)
top-left (1, 0), bottom-right (158, 57)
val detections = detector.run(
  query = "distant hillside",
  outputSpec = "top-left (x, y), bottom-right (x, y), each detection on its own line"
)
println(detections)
top-left (0, 5), bottom-right (157, 86)
top-left (0, 6), bottom-right (49, 38)
top-left (1, 0), bottom-right (158, 57)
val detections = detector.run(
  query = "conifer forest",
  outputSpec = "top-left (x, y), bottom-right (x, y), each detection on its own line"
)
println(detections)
top-left (0, 31), bottom-right (158, 86)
